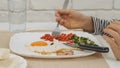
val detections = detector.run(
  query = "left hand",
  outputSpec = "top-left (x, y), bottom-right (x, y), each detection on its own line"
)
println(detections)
top-left (103, 21), bottom-right (120, 60)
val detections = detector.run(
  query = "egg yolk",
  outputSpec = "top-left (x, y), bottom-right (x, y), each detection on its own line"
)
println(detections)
top-left (31, 41), bottom-right (48, 46)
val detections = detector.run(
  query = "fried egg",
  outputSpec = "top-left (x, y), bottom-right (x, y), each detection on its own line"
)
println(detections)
top-left (31, 41), bottom-right (48, 46)
top-left (25, 40), bottom-right (74, 55)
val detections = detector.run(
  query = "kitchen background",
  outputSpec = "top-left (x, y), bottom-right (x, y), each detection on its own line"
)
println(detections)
top-left (0, 0), bottom-right (120, 23)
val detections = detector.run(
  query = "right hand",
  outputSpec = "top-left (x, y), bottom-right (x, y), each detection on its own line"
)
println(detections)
top-left (55, 9), bottom-right (93, 32)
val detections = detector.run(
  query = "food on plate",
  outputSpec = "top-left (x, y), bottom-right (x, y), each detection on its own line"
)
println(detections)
top-left (41, 33), bottom-right (96, 45)
top-left (71, 35), bottom-right (97, 46)
top-left (41, 33), bottom-right (75, 43)
top-left (31, 41), bottom-right (48, 46)
top-left (0, 48), bottom-right (10, 60)
top-left (26, 33), bottom-right (96, 56)
top-left (40, 34), bottom-right (54, 42)
top-left (56, 49), bottom-right (74, 56)
top-left (26, 40), bottom-right (79, 55)
top-left (0, 48), bottom-right (19, 68)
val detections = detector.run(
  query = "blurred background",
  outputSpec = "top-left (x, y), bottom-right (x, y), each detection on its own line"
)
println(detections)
top-left (0, 0), bottom-right (120, 23)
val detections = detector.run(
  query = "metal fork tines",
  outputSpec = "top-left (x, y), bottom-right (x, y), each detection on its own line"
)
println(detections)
top-left (52, 23), bottom-right (60, 36)
top-left (52, 0), bottom-right (69, 36)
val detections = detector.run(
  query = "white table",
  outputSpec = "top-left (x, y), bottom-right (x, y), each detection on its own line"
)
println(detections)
top-left (0, 22), bottom-right (120, 68)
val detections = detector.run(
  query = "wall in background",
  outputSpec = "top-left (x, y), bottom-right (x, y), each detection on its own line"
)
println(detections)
top-left (0, 0), bottom-right (120, 23)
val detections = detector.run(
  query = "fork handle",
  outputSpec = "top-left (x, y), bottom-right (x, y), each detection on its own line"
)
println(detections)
top-left (57, 23), bottom-right (59, 27)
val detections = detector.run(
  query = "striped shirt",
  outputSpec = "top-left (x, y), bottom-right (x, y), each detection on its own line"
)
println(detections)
top-left (92, 17), bottom-right (120, 35)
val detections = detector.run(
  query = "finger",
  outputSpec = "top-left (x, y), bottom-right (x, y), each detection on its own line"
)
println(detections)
top-left (57, 9), bottom-right (70, 15)
top-left (59, 19), bottom-right (72, 29)
top-left (103, 28), bottom-right (120, 46)
top-left (56, 17), bottom-right (65, 25)
top-left (59, 19), bottom-right (65, 25)
top-left (55, 10), bottom-right (61, 17)
top-left (56, 17), bottom-right (61, 22)
top-left (61, 15), bottom-right (68, 19)
top-left (107, 22), bottom-right (120, 34)
top-left (103, 35), bottom-right (120, 60)
top-left (113, 21), bottom-right (120, 25)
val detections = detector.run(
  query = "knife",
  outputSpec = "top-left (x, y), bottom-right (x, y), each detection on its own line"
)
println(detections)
top-left (63, 43), bottom-right (109, 53)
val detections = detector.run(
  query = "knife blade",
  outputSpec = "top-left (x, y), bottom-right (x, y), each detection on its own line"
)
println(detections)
top-left (63, 43), bottom-right (109, 53)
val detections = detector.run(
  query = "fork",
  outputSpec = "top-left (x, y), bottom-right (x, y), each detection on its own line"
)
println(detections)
top-left (52, 0), bottom-right (69, 36)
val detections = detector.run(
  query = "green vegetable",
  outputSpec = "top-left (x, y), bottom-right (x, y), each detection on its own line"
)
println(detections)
top-left (71, 35), bottom-right (97, 46)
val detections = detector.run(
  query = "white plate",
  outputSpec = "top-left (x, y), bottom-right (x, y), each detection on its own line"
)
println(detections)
top-left (0, 54), bottom-right (27, 68)
top-left (9, 31), bottom-right (101, 58)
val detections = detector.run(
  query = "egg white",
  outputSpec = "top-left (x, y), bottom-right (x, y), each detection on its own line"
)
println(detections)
top-left (25, 40), bottom-right (73, 54)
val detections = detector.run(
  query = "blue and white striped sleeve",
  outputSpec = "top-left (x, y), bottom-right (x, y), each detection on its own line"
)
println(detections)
top-left (92, 17), bottom-right (115, 35)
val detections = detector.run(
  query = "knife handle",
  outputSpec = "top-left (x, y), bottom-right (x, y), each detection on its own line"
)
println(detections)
top-left (78, 44), bottom-right (109, 53)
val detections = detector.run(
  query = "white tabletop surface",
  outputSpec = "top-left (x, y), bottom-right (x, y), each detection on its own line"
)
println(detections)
top-left (0, 22), bottom-right (120, 68)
